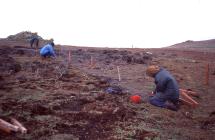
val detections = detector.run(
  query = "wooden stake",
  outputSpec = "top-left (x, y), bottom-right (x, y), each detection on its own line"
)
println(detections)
top-left (90, 56), bottom-right (96, 68)
top-left (179, 98), bottom-right (194, 107)
top-left (11, 118), bottom-right (27, 134)
top-left (205, 63), bottom-right (209, 86)
top-left (35, 69), bottom-right (39, 77)
top-left (117, 66), bottom-right (121, 81)
top-left (179, 89), bottom-right (199, 98)
top-left (68, 51), bottom-right (71, 63)
top-left (180, 91), bottom-right (199, 108)
top-left (90, 56), bottom-right (93, 66)
top-left (0, 119), bottom-right (19, 133)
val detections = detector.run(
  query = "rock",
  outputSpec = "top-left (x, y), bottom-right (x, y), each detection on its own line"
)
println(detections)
top-left (16, 75), bottom-right (27, 83)
top-left (122, 52), bottom-right (152, 64)
top-left (7, 31), bottom-right (42, 41)
top-left (6, 31), bottom-right (52, 45)
top-left (50, 134), bottom-right (79, 140)
top-left (87, 84), bottom-right (96, 91)
top-left (94, 92), bottom-right (105, 101)
top-left (79, 96), bottom-right (96, 104)
top-left (105, 86), bottom-right (123, 95)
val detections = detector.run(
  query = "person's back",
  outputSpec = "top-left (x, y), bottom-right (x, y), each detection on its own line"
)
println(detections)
top-left (154, 68), bottom-right (179, 101)
top-left (146, 65), bottom-right (180, 111)
top-left (40, 43), bottom-right (56, 57)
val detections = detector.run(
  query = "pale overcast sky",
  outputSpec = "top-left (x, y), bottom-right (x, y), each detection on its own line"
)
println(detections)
top-left (0, 0), bottom-right (214, 48)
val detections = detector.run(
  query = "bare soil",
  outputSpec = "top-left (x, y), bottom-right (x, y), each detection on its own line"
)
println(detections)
top-left (0, 41), bottom-right (214, 140)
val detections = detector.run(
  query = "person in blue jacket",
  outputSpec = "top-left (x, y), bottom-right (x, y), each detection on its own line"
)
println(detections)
top-left (40, 42), bottom-right (56, 58)
top-left (146, 65), bottom-right (180, 111)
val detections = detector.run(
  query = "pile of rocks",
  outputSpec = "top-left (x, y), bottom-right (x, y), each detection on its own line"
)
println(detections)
top-left (7, 31), bottom-right (43, 41)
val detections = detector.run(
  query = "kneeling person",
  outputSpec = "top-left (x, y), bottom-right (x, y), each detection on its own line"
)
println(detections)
top-left (40, 42), bottom-right (56, 58)
top-left (146, 65), bottom-right (180, 111)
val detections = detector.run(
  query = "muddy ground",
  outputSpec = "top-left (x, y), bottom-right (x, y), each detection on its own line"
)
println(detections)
top-left (0, 41), bottom-right (215, 140)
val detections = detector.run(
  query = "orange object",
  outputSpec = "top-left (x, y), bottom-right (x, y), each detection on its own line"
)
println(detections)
top-left (179, 98), bottom-right (194, 107)
top-left (180, 89), bottom-right (199, 98)
top-left (180, 91), bottom-right (199, 108)
top-left (11, 118), bottom-right (27, 134)
top-left (0, 119), bottom-right (19, 133)
top-left (130, 95), bottom-right (141, 103)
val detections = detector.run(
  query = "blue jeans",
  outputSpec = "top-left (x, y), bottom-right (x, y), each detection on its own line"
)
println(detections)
top-left (149, 96), bottom-right (179, 111)
top-left (149, 96), bottom-right (166, 107)
top-left (41, 52), bottom-right (52, 57)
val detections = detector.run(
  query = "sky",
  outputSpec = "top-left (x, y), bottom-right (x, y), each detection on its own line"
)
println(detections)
top-left (0, 0), bottom-right (215, 48)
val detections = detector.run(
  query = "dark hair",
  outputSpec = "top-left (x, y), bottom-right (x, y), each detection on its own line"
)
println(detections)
top-left (50, 42), bottom-right (55, 46)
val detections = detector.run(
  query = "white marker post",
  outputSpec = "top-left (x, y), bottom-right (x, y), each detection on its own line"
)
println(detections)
top-left (117, 66), bottom-right (121, 81)
top-left (68, 51), bottom-right (71, 63)
top-left (90, 56), bottom-right (95, 68)
top-left (90, 56), bottom-right (93, 66)
top-left (36, 69), bottom-right (39, 77)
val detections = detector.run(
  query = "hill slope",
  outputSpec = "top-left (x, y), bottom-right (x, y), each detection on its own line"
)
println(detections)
top-left (0, 40), bottom-right (215, 140)
top-left (168, 39), bottom-right (215, 48)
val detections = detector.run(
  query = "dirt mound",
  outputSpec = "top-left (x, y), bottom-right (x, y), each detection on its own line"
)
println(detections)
top-left (71, 49), bottom-right (152, 65)
top-left (0, 53), bottom-right (21, 75)
top-left (7, 31), bottom-right (43, 41)
top-left (6, 31), bottom-right (52, 46)
top-left (121, 52), bottom-right (152, 64)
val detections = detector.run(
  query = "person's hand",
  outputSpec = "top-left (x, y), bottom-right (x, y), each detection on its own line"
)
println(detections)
top-left (51, 55), bottom-right (57, 59)
top-left (148, 91), bottom-right (154, 96)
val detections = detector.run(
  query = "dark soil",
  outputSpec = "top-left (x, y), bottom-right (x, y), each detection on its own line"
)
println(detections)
top-left (0, 41), bottom-right (214, 140)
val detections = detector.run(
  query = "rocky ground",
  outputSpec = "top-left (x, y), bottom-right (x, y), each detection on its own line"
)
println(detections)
top-left (0, 40), bottom-right (214, 140)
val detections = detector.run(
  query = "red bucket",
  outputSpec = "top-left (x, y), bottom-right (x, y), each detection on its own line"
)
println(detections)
top-left (130, 95), bottom-right (141, 103)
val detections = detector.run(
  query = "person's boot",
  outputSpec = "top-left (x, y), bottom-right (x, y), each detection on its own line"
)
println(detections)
top-left (165, 102), bottom-right (179, 111)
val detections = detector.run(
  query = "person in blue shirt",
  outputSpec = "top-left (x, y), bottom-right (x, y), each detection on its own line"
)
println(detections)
top-left (40, 42), bottom-right (56, 58)
top-left (30, 36), bottom-right (39, 48)
top-left (146, 65), bottom-right (180, 111)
